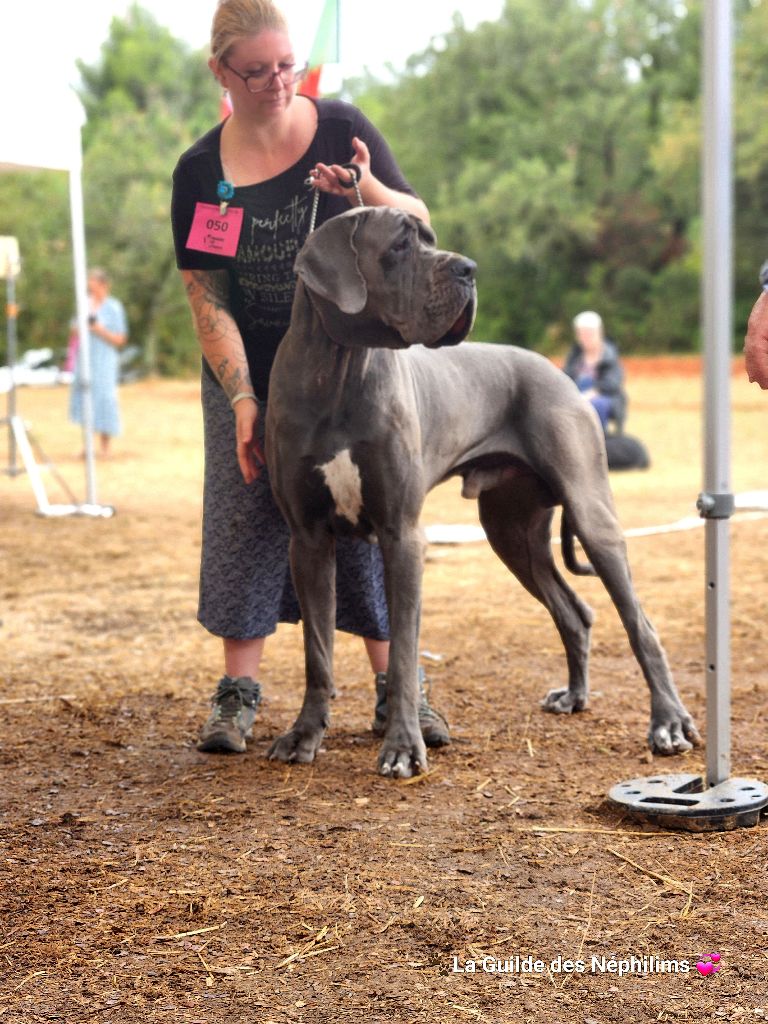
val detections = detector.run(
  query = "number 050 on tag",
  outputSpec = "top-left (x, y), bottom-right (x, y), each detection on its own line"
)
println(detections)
top-left (186, 203), bottom-right (243, 257)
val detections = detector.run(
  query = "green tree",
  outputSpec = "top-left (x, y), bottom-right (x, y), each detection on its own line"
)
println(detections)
top-left (76, 5), bottom-right (216, 374)
top-left (0, 5), bottom-right (216, 375)
top-left (734, 0), bottom-right (768, 328)
top-left (348, 0), bottom-right (759, 354)
top-left (77, 3), bottom-right (213, 145)
top-left (0, 172), bottom-right (73, 361)
top-left (4, 0), bottom-right (768, 372)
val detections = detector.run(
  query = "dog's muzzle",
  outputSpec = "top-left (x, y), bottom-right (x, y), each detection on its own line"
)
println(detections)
top-left (428, 256), bottom-right (478, 348)
top-left (421, 253), bottom-right (475, 350)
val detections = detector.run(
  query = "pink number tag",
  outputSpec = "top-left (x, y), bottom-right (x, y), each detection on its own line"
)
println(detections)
top-left (186, 202), bottom-right (243, 257)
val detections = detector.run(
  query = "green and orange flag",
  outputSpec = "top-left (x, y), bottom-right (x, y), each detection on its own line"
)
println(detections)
top-left (299, 0), bottom-right (340, 98)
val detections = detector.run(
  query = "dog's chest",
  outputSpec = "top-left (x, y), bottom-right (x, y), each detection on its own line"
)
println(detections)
top-left (317, 449), bottom-right (364, 526)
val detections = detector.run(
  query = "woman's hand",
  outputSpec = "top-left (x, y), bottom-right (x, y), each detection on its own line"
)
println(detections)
top-left (309, 136), bottom-right (430, 223)
top-left (90, 319), bottom-right (127, 349)
top-left (234, 399), bottom-right (265, 484)
top-left (310, 136), bottom-right (371, 200)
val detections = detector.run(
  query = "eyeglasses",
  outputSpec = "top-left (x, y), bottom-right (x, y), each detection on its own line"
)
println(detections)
top-left (223, 60), bottom-right (308, 93)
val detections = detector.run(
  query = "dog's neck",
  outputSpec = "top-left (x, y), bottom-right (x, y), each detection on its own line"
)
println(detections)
top-left (297, 280), bottom-right (408, 351)
top-left (276, 282), bottom-right (397, 404)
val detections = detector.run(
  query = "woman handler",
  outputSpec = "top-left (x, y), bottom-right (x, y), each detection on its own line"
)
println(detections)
top-left (171, 0), bottom-right (448, 753)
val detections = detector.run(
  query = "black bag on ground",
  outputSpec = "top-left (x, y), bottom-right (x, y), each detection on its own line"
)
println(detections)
top-left (604, 433), bottom-right (650, 471)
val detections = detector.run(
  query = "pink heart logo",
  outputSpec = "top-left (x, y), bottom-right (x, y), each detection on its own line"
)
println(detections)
top-left (696, 961), bottom-right (714, 976)
top-left (709, 953), bottom-right (721, 963)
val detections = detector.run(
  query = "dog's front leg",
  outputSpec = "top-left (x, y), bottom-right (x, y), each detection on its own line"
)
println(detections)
top-left (268, 530), bottom-right (335, 765)
top-left (376, 530), bottom-right (428, 779)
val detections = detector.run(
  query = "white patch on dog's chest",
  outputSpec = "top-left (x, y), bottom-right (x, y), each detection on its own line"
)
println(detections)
top-left (318, 449), bottom-right (363, 525)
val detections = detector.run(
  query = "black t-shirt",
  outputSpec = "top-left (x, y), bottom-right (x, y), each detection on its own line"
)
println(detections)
top-left (171, 98), bottom-right (418, 398)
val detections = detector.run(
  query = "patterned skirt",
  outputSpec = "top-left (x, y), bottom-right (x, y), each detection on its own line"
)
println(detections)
top-left (198, 369), bottom-right (390, 641)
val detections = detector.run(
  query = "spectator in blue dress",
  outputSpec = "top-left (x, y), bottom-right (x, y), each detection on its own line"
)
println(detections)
top-left (563, 310), bottom-right (627, 431)
top-left (69, 268), bottom-right (128, 457)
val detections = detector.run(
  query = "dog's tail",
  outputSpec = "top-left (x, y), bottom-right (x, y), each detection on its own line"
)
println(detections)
top-left (561, 512), bottom-right (597, 576)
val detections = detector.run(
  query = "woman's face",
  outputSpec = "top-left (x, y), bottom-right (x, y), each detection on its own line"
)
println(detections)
top-left (87, 277), bottom-right (108, 305)
top-left (212, 30), bottom-right (300, 118)
top-left (575, 324), bottom-right (603, 360)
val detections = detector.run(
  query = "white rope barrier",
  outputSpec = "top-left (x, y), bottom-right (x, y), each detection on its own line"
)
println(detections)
top-left (425, 491), bottom-right (768, 546)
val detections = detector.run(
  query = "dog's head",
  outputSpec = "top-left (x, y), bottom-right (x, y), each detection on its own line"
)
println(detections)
top-left (294, 207), bottom-right (477, 349)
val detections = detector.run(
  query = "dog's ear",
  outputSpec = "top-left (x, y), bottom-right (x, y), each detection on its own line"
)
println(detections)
top-left (294, 213), bottom-right (368, 315)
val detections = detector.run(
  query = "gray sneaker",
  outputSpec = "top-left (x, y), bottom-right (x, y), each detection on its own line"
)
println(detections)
top-left (197, 676), bottom-right (262, 754)
top-left (372, 667), bottom-right (450, 747)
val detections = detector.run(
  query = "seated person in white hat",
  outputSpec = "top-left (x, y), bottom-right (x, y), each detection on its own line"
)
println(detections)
top-left (563, 310), bottom-right (627, 432)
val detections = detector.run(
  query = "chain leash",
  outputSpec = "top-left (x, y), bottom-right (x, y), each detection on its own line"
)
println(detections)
top-left (305, 162), bottom-right (363, 234)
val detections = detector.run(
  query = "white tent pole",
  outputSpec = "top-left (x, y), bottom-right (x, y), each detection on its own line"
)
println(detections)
top-left (700, 0), bottom-right (734, 787)
top-left (5, 268), bottom-right (19, 472)
top-left (68, 149), bottom-right (97, 506)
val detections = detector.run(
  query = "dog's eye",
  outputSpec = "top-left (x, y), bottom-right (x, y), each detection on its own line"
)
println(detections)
top-left (381, 234), bottom-right (411, 271)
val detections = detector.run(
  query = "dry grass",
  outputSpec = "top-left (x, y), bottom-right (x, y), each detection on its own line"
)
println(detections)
top-left (1, 358), bottom-right (768, 1023)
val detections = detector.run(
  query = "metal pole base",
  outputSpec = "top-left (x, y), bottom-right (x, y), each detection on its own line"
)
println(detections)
top-left (35, 503), bottom-right (115, 519)
top-left (608, 772), bottom-right (768, 832)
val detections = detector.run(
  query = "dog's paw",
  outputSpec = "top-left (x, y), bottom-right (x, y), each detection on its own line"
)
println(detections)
top-left (648, 705), bottom-right (702, 755)
top-left (540, 687), bottom-right (588, 714)
top-left (267, 726), bottom-right (325, 765)
top-left (377, 730), bottom-right (428, 779)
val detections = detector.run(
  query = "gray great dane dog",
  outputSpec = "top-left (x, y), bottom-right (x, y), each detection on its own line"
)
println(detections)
top-left (265, 206), bottom-right (701, 778)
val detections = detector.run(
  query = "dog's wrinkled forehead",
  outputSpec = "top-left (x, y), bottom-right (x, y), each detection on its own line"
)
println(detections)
top-left (355, 206), bottom-right (437, 253)
top-left (294, 206), bottom-right (444, 319)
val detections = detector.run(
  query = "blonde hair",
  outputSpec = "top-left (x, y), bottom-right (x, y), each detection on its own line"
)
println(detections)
top-left (211, 0), bottom-right (288, 62)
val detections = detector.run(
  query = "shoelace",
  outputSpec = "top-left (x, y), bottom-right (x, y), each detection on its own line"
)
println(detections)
top-left (213, 679), bottom-right (261, 717)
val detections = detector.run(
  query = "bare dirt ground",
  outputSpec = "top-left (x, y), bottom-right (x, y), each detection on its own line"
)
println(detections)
top-left (2, 358), bottom-right (768, 1023)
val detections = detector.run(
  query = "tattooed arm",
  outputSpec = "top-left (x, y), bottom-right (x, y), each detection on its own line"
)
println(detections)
top-left (181, 268), bottom-right (263, 483)
top-left (182, 269), bottom-right (249, 398)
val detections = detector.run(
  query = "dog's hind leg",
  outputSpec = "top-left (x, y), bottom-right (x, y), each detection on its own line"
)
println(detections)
top-left (563, 496), bottom-right (701, 755)
top-left (268, 530), bottom-right (336, 765)
top-left (477, 477), bottom-right (595, 715)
